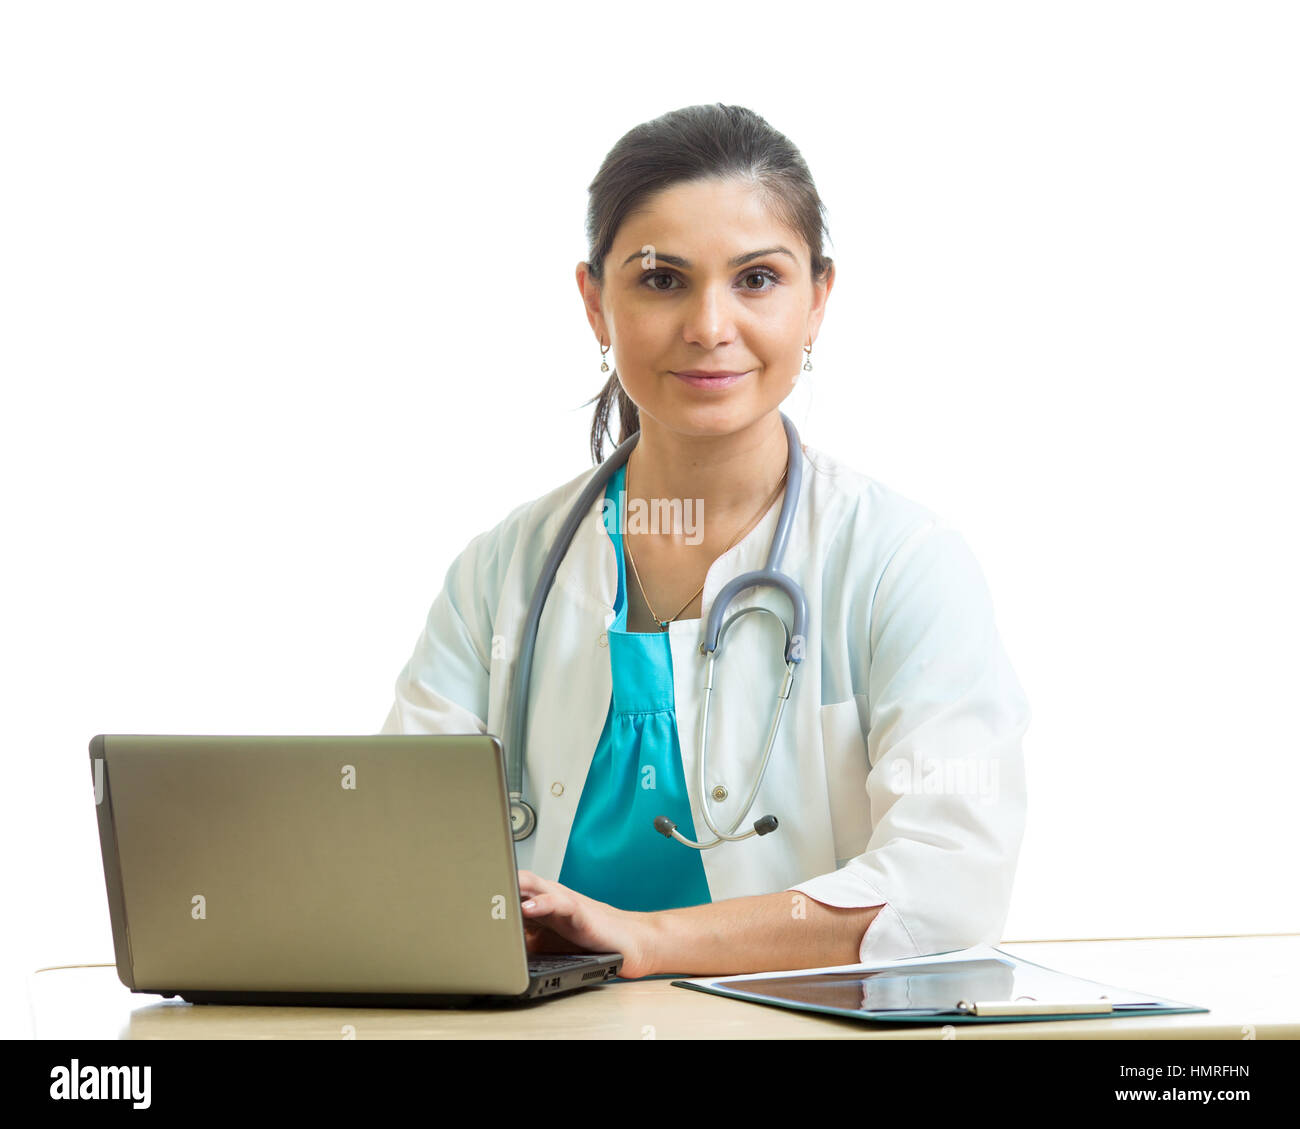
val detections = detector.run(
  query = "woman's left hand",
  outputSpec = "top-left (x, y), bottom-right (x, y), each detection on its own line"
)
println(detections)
top-left (516, 870), bottom-right (658, 979)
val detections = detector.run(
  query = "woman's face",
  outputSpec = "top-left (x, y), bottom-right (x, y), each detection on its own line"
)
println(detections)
top-left (578, 177), bottom-right (833, 439)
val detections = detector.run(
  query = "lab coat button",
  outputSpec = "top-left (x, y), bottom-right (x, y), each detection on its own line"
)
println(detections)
top-left (597, 633), bottom-right (608, 648)
top-left (551, 782), bottom-right (564, 796)
top-left (712, 785), bottom-right (728, 802)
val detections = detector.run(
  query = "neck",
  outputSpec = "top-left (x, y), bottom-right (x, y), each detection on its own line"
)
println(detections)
top-left (623, 411), bottom-right (791, 547)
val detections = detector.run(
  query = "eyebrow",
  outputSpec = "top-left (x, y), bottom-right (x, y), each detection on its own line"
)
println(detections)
top-left (620, 246), bottom-right (798, 270)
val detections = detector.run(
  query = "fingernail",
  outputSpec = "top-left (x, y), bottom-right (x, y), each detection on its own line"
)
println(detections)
top-left (521, 900), bottom-right (536, 910)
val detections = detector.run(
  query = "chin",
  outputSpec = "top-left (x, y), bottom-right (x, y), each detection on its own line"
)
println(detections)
top-left (662, 402), bottom-right (779, 438)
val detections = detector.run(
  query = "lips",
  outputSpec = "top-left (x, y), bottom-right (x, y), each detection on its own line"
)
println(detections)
top-left (673, 369), bottom-right (750, 389)
top-left (674, 370), bottom-right (749, 378)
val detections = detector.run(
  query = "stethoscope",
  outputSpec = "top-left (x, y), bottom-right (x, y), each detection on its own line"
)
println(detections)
top-left (505, 411), bottom-right (808, 849)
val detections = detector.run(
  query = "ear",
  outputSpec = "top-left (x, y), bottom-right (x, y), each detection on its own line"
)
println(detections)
top-left (807, 259), bottom-right (835, 340)
top-left (576, 261), bottom-right (608, 344)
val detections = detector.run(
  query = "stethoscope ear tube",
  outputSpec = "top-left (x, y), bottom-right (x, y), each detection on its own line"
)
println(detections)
top-left (653, 812), bottom-right (779, 847)
top-left (670, 616), bottom-right (797, 848)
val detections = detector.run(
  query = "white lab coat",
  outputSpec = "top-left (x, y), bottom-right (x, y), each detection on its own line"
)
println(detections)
top-left (380, 441), bottom-right (1030, 963)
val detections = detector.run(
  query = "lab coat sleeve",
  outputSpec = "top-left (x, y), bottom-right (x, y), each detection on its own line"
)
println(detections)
top-left (378, 527), bottom-right (498, 736)
top-left (788, 519), bottom-right (1030, 963)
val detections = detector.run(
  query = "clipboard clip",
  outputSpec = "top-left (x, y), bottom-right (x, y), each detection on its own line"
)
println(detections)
top-left (954, 995), bottom-right (1114, 1017)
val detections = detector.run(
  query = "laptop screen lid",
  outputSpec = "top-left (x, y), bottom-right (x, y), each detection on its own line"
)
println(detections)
top-left (90, 734), bottom-right (533, 997)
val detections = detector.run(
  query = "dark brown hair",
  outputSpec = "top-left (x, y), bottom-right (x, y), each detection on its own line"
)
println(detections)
top-left (580, 103), bottom-right (834, 464)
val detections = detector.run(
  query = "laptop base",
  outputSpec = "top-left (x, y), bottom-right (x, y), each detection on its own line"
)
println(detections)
top-left (158, 956), bottom-right (624, 1007)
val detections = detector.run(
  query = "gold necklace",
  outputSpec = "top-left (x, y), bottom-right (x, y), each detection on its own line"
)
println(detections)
top-left (623, 459), bottom-right (789, 631)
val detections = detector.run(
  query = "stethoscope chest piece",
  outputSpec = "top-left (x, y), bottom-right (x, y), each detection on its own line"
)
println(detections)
top-left (510, 797), bottom-right (536, 841)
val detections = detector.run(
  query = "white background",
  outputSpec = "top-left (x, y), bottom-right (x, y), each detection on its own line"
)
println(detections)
top-left (2, 1), bottom-right (1296, 1037)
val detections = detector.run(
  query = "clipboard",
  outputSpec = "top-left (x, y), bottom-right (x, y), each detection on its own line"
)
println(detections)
top-left (669, 944), bottom-right (1210, 1024)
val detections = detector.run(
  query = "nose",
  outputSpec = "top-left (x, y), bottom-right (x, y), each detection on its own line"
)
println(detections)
top-left (680, 281), bottom-right (740, 350)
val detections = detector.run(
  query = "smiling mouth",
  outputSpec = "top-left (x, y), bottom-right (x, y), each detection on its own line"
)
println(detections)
top-left (672, 370), bottom-right (751, 387)
top-left (673, 370), bottom-right (750, 378)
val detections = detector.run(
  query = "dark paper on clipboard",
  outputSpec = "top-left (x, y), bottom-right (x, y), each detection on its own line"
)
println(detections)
top-left (670, 943), bottom-right (1209, 1024)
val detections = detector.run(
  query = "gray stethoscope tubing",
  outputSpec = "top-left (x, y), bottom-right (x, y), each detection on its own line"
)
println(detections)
top-left (505, 427), bottom-right (636, 841)
top-left (506, 411), bottom-right (808, 847)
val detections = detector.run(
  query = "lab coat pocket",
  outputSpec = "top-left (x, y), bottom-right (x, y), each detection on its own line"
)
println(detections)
top-left (820, 696), bottom-right (872, 867)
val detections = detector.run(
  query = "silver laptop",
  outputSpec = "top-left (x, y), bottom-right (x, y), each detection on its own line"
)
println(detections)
top-left (89, 733), bottom-right (623, 1006)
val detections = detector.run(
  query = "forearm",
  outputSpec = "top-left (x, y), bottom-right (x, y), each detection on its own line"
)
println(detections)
top-left (642, 890), bottom-right (883, 976)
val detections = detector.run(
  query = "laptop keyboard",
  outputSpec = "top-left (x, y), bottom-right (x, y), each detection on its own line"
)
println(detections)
top-left (527, 955), bottom-right (595, 972)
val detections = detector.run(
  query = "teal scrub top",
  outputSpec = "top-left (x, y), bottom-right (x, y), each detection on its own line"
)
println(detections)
top-left (556, 462), bottom-right (713, 912)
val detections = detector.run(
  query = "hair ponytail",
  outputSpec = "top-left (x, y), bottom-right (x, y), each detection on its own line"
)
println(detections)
top-left (583, 371), bottom-right (640, 466)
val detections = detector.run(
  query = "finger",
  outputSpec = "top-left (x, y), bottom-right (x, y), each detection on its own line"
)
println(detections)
top-left (516, 869), bottom-right (555, 896)
top-left (522, 889), bottom-right (586, 933)
top-left (520, 892), bottom-right (555, 917)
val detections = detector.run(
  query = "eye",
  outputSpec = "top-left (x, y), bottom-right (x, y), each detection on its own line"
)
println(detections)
top-left (641, 270), bottom-right (681, 292)
top-left (741, 267), bottom-right (781, 291)
top-left (638, 266), bottom-right (782, 292)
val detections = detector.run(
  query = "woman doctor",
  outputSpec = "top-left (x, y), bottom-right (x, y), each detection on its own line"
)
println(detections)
top-left (381, 103), bottom-right (1031, 979)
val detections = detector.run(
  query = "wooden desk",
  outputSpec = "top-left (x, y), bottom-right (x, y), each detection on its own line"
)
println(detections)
top-left (26, 935), bottom-right (1299, 1040)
